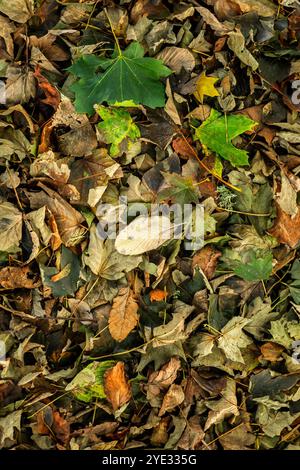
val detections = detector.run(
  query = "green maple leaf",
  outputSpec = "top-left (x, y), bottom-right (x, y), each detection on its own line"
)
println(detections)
top-left (195, 109), bottom-right (257, 167)
top-left (68, 42), bottom-right (172, 115)
top-left (234, 251), bottom-right (273, 282)
top-left (157, 173), bottom-right (200, 206)
top-left (95, 105), bottom-right (140, 156)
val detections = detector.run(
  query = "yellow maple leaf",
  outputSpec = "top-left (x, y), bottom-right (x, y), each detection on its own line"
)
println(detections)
top-left (194, 72), bottom-right (219, 103)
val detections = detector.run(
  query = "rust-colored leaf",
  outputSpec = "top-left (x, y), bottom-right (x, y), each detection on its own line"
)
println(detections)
top-left (149, 289), bottom-right (167, 302)
top-left (33, 66), bottom-right (61, 110)
top-left (0, 266), bottom-right (40, 289)
top-left (269, 205), bottom-right (300, 248)
top-left (192, 245), bottom-right (221, 279)
top-left (104, 362), bottom-right (132, 411)
top-left (109, 287), bottom-right (139, 342)
top-left (260, 342), bottom-right (284, 362)
top-left (158, 384), bottom-right (185, 416)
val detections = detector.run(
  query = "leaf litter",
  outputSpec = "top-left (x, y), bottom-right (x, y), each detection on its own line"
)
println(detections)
top-left (0, 0), bottom-right (300, 452)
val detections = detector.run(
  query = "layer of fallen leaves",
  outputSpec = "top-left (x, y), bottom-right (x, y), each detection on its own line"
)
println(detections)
top-left (0, 0), bottom-right (300, 452)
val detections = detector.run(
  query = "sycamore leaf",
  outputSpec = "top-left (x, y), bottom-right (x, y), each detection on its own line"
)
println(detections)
top-left (0, 201), bottom-right (22, 252)
top-left (218, 317), bottom-right (253, 363)
top-left (204, 380), bottom-right (239, 430)
top-left (194, 72), bottom-right (219, 103)
top-left (69, 42), bottom-right (172, 115)
top-left (95, 106), bottom-right (140, 157)
top-left (195, 109), bottom-right (257, 167)
top-left (158, 172), bottom-right (199, 206)
top-left (104, 361), bottom-right (132, 411)
top-left (109, 287), bottom-right (139, 342)
top-left (234, 251), bottom-right (273, 281)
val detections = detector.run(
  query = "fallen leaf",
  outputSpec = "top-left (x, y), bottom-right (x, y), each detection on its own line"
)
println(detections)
top-left (28, 183), bottom-right (85, 246)
top-left (115, 214), bottom-right (173, 256)
top-left (195, 108), bottom-right (257, 167)
top-left (269, 205), bottom-right (300, 249)
top-left (33, 66), bottom-right (61, 110)
top-left (0, 0), bottom-right (34, 23)
top-left (96, 106), bottom-right (140, 157)
top-left (159, 384), bottom-right (185, 416)
top-left (172, 136), bottom-right (195, 159)
top-left (194, 72), bottom-right (219, 104)
top-left (104, 362), bottom-right (132, 411)
top-left (0, 266), bottom-right (39, 289)
top-left (204, 379), bottom-right (239, 430)
top-left (147, 357), bottom-right (181, 397)
top-left (109, 287), bottom-right (139, 342)
top-left (0, 410), bottom-right (22, 449)
top-left (69, 149), bottom-right (122, 206)
top-left (156, 47), bottom-right (195, 74)
top-left (260, 342), bottom-right (284, 362)
top-left (192, 246), bottom-right (221, 279)
top-left (227, 30), bottom-right (259, 71)
top-left (83, 226), bottom-right (142, 280)
top-left (0, 201), bottom-right (22, 252)
top-left (150, 417), bottom-right (170, 447)
top-left (149, 289), bottom-right (168, 302)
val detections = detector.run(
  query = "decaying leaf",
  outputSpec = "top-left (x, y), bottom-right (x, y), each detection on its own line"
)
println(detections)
top-left (104, 361), bottom-right (132, 411)
top-left (269, 205), bottom-right (300, 248)
top-left (159, 384), bottom-right (185, 416)
top-left (109, 287), bottom-right (139, 342)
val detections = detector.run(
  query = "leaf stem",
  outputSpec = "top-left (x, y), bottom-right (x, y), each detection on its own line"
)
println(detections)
top-left (104, 8), bottom-right (122, 57)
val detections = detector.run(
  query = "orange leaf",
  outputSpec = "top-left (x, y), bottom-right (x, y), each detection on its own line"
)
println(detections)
top-left (34, 66), bottom-right (61, 110)
top-left (260, 342), bottom-right (284, 362)
top-left (149, 289), bottom-right (168, 302)
top-left (104, 362), bottom-right (132, 411)
top-left (269, 205), bottom-right (300, 248)
top-left (109, 287), bottom-right (139, 342)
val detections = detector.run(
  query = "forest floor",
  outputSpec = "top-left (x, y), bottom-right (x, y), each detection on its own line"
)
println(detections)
top-left (0, 0), bottom-right (300, 451)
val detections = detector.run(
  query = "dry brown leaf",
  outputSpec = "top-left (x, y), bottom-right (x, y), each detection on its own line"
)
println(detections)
top-left (260, 342), bottom-right (284, 362)
top-left (156, 47), bottom-right (195, 74)
top-left (109, 287), bottom-right (139, 342)
top-left (177, 416), bottom-right (205, 450)
top-left (147, 357), bottom-right (181, 402)
top-left (172, 136), bottom-right (195, 159)
top-left (150, 417), bottom-right (170, 447)
top-left (192, 245), bottom-right (222, 279)
top-left (158, 384), bottom-right (185, 416)
top-left (269, 205), bottom-right (300, 249)
top-left (104, 362), bottom-right (132, 411)
top-left (28, 183), bottom-right (85, 246)
top-left (0, 266), bottom-right (40, 289)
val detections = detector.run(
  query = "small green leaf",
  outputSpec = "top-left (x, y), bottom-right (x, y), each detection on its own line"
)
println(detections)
top-left (68, 42), bottom-right (172, 115)
top-left (234, 251), bottom-right (273, 282)
top-left (95, 106), bottom-right (140, 157)
top-left (195, 109), bottom-right (257, 167)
